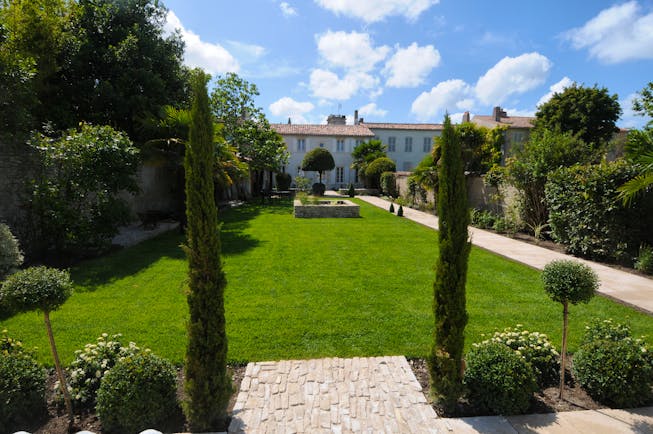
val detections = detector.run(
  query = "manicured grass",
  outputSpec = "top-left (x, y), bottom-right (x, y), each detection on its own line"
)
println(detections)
top-left (2, 198), bottom-right (653, 366)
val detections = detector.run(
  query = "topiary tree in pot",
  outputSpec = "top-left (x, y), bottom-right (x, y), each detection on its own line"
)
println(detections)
top-left (301, 148), bottom-right (335, 195)
top-left (0, 266), bottom-right (74, 423)
top-left (541, 259), bottom-right (598, 399)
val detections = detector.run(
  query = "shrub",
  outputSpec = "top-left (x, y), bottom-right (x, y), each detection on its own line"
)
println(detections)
top-left (397, 205), bottom-right (403, 217)
top-left (479, 326), bottom-right (559, 388)
top-left (0, 223), bottom-right (23, 281)
top-left (0, 348), bottom-right (46, 429)
top-left (635, 244), bottom-right (653, 274)
top-left (470, 209), bottom-right (497, 229)
top-left (364, 157), bottom-right (396, 190)
top-left (546, 161), bottom-right (653, 264)
top-left (294, 176), bottom-right (310, 192)
top-left (311, 182), bottom-right (326, 196)
top-left (63, 333), bottom-right (142, 410)
top-left (582, 318), bottom-right (632, 345)
top-left (275, 172), bottom-right (291, 190)
top-left (389, 203), bottom-right (395, 213)
top-left (301, 148), bottom-right (335, 185)
top-left (380, 172), bottom-right (398, 198)
top-left (347, 183), bottom-right (355, 197)
top-left (96, 352), bottom-right (179, 434)
top-left (464, 342), bottom-right (537, 415)
top-left (573, 339), bottom-right (653, 407)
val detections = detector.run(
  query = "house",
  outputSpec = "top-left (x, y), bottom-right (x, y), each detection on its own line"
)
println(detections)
top-left (470, 106), bottom-right (535, 164)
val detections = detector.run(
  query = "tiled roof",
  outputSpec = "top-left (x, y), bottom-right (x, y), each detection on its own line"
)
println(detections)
top-left (271, 123), bottom-right (375, 137)
top-left (361, 122), bottom-right (443, 131)
top-left (472, 115), bottom-right (535, 129)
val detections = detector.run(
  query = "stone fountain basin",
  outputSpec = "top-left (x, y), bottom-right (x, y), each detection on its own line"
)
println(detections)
top-left (293, 199), bottom-right (360, 218)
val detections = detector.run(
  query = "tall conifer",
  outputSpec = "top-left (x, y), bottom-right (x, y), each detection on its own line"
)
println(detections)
top-left (429, 114), bottom-right (471, 412)
top-left (183, 70), bottom-right (231, 430)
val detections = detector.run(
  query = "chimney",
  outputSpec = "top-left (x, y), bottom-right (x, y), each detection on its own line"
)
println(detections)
top-left (462, 111), bottom-right (470, 123)
top-left (354, 110), bottom-right (359, 125)
top-left (327, 114), bottom-right (346, 125)
top-left (287, 117), bottom-right (291, 124)
top-left (359, 117), bottom-right (364, 124)
top-left (492, 106), bottom-right (501, 121)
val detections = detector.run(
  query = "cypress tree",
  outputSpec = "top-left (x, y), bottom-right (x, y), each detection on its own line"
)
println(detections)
top-left (183, 70), bottom-right (231, 431)
top-left (429, 114), bottom-right (471, 413)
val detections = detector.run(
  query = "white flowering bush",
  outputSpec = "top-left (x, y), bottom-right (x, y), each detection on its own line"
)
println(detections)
top-left (58, 333), bottom-right (146, 410)
top-left (476, 325), bottom-right (560, 387)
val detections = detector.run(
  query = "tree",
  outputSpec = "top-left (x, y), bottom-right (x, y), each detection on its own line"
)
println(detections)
top-left (632, 81), bottom-right (653, 128)
top-left (29, 123), bottom-right (140, 261)
top-left (534, 83), bottom-right (621, 150)
top-left (301, 147), bottom-right (335, 185)
top-left (0, 266), bottom-right (74, 423)
top-left (364, 157), bottom-right (396, 190)
top-left (541, 260), bottom-right (598, 399)
top-left (506, 129), bottom-right (595, 231)
top-left (457, 122), bottom-right (503, 174)
top-left (429, 114), bottom-right (471, 412)
top-left (183, 70), bottom-right (231, 431)
top-left (351, 139), bottom-right (387, 186)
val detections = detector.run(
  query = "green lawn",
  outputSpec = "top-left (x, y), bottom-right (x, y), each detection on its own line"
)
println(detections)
top-left (2, 198), bottom-right (653, 366)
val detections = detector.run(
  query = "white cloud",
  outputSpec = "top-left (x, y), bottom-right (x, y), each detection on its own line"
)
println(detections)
top-left (164, 11), bottom-right (239, 74)
top-left (280, 2), bottom-right (298, 17)
top-left (226, 40), bottom-right (266, 60)
top-left (383, 42), bottom-right (441, 87)
top-left (475, 52), bottom-right (552, 105)
top-left (317, 31), bottom-right (389, 72)
top-left (502, 107), bottom-right (536, 117)
top-left (309, 69), bottom-right (380, 100)
top-left (564, 1), bottom-right (653, 63)
top-left (315, 0), bottom-right (439, 23)
top-left (269, 97), bottom-right (315, 120)
top-left (358, 103), bottom-right (388, 118)
top-left (537, 76), bottom-right (574, 107)
top-left (411, 79), bottom-right (474, 121)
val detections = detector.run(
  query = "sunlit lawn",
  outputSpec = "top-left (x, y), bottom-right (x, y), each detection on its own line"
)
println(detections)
top-left (2, 198), bottom-right (653, 366)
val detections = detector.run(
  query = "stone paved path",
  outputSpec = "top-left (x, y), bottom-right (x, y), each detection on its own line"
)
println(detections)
top-left (228, 356), bottom-right (438, 433)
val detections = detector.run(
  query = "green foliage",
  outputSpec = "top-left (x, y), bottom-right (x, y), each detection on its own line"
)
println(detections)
top-left (542, 260), bottom-right (598, 306)
top-left (389, 203), bottom-right (395, 213)
top-left (183, 70), bottom-right (231, 430)
top-left (29, 123), bottom-right (140, 260)
top-left (0, 223), bottom-right (23, 281)
top-left (347, 183), bottom-right (355, 197)
top-left (632, 81), bottom-right (653, 128)
top-left (0, 350), bottom-right (46, 429)
top-left (275, 172), bottom-right (292, 190)
top-left (573, 338), bottom-right (653, 408)
top-left (411, 152), bottom-right (438, 194)
top-left (479, 326), bottom-right (559, 387)
top-left (380, 171), bottom-right (398, 198)
top-left (430, 115), bottom-right (470, 412)
top-left (506, 128), bottom-right (595, 230)
top-left (617, 128), bottom-right (653, 205)
top-left (457, 123), bottom-right (504, 174)
top-left (351, 139), bottom-right (387, 187)
top-left (311, 182), bottom-right (326, 196)
top-left (302, 147), bottom-right (335, 184)
top-left (635, 244), bottom-right (653, 274)
top-left (582, 318), bottom-right (632, 345)
top-left (546, 161), bottom-right (653, 263)
top-left (96, 351), bottom-right (179, 434)
top-left (64, 334), bottom-right (143, 410)
top-left (464, 342), bottom-right (537, 415)
top-left (364, 157), bottom-right (396, 190)
top-left (294, 176), bottom-right (310, 192)
top-left (397, 205), bottom-right (403, 217)
top-left (0, 266), bottom-right (72, 314)
top-left (534, 83), bottom-right (621, 149)
top-left (469, 209), bottom-right (497, 230)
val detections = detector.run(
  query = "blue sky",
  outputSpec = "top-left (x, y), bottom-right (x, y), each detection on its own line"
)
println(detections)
top-left (163, 0), bottom-right (653, 128)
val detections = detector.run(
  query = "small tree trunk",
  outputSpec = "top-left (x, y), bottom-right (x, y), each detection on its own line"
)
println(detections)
top-left (44, 311), bottom-right (73, 421)
top-left (559, 301), bottom-right (569, 399)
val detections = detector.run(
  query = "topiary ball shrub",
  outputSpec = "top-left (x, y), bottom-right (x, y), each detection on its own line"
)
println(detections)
top-left (397, 205), bottom-right (404, 217)
top-left (311, 182), bottom-right (326, 196)
top-left (275, 172), bottom-right (292, 191)
top-left (0, 351), bottom-right (46, 429)
top-left (480, 326), bottom-right (559, 388)
top-left (96, 352), bottom-right (179, 434)
top-left (464, 342), bottom-right (537, 415)
top-left (573, 338), bottom-right (653, 408)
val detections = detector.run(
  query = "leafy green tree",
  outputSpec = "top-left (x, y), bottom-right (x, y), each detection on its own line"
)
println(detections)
top-left (541, 260), bottom-right (598, 399)
top-left (429, 114), bottom-right (471, 412)
top-left (301, 147), bottom-right (335, 185)
top-left (364, 157), bottom-right (396, 190)
top-left (632, 81), bottom-right (653, 128)
top-left (506, 129), bottom-right (595, 231)
top-left (0, 266), bottom-right (74, 422)
top-left (183, 70), bottom-right (231, 431)
top-left (29, 123), bottom-right (140, 261)
top-left (351, 139), bottom-right (387, 186)
top-left (534, 83), bottom-right (621, 150)
top-left (380, 172), bottom-right (398, 198)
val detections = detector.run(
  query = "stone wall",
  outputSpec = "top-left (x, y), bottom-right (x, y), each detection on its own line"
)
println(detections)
top-left (294, 200), bottom-right (360, 218)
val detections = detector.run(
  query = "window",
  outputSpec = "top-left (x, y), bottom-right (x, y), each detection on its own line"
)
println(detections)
top-left (297, 138), bottom-right (306, 151)
top-left (336, 167), bottom-right (344, 183)
top-left (336, 139), bottom-right (345, 152)
top-left (423, 137), bottom-right (432, 153)
top-left (388, 136), bottom-right (396, 152)
top-left (405, 136), bottom-right (413, 152)
top-left (355, 139), bottom-right (363, 147)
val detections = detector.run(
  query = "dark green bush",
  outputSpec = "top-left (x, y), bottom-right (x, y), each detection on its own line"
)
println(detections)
top-left (573, 339), bottom-right (653, 407)
top-left (0, 351), bottom-right (46, 429)
top-left (635, 244), bottom-right (653, 274)
top-left (464, 342), bottom-right (537, 415)
top-left (311, 182), bottom-right (326, 196)
top-left (380, 171), bottom-right (398, 198)
top-left (364, 157), bottom-right (396, 189)
top-left (275, 172), bottom-right (291, 190)
top-left (397, 205), bottom-right (403, 217)
top-left (97, 352), bottom-right (179, 434)
top-left (389, 203), bottom-right (395, 213)
top-left (546, 161), bottom-right (653, 264)
top-left (347, 183), bottom-right (355, 197)
top-left (582, 318), bottom-right (632, 345)
top-left (470, 209), bottom-right (497, 229)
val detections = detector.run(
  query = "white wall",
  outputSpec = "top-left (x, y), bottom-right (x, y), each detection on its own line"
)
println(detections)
top-left (370, 129), bottom-right (441, 171)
